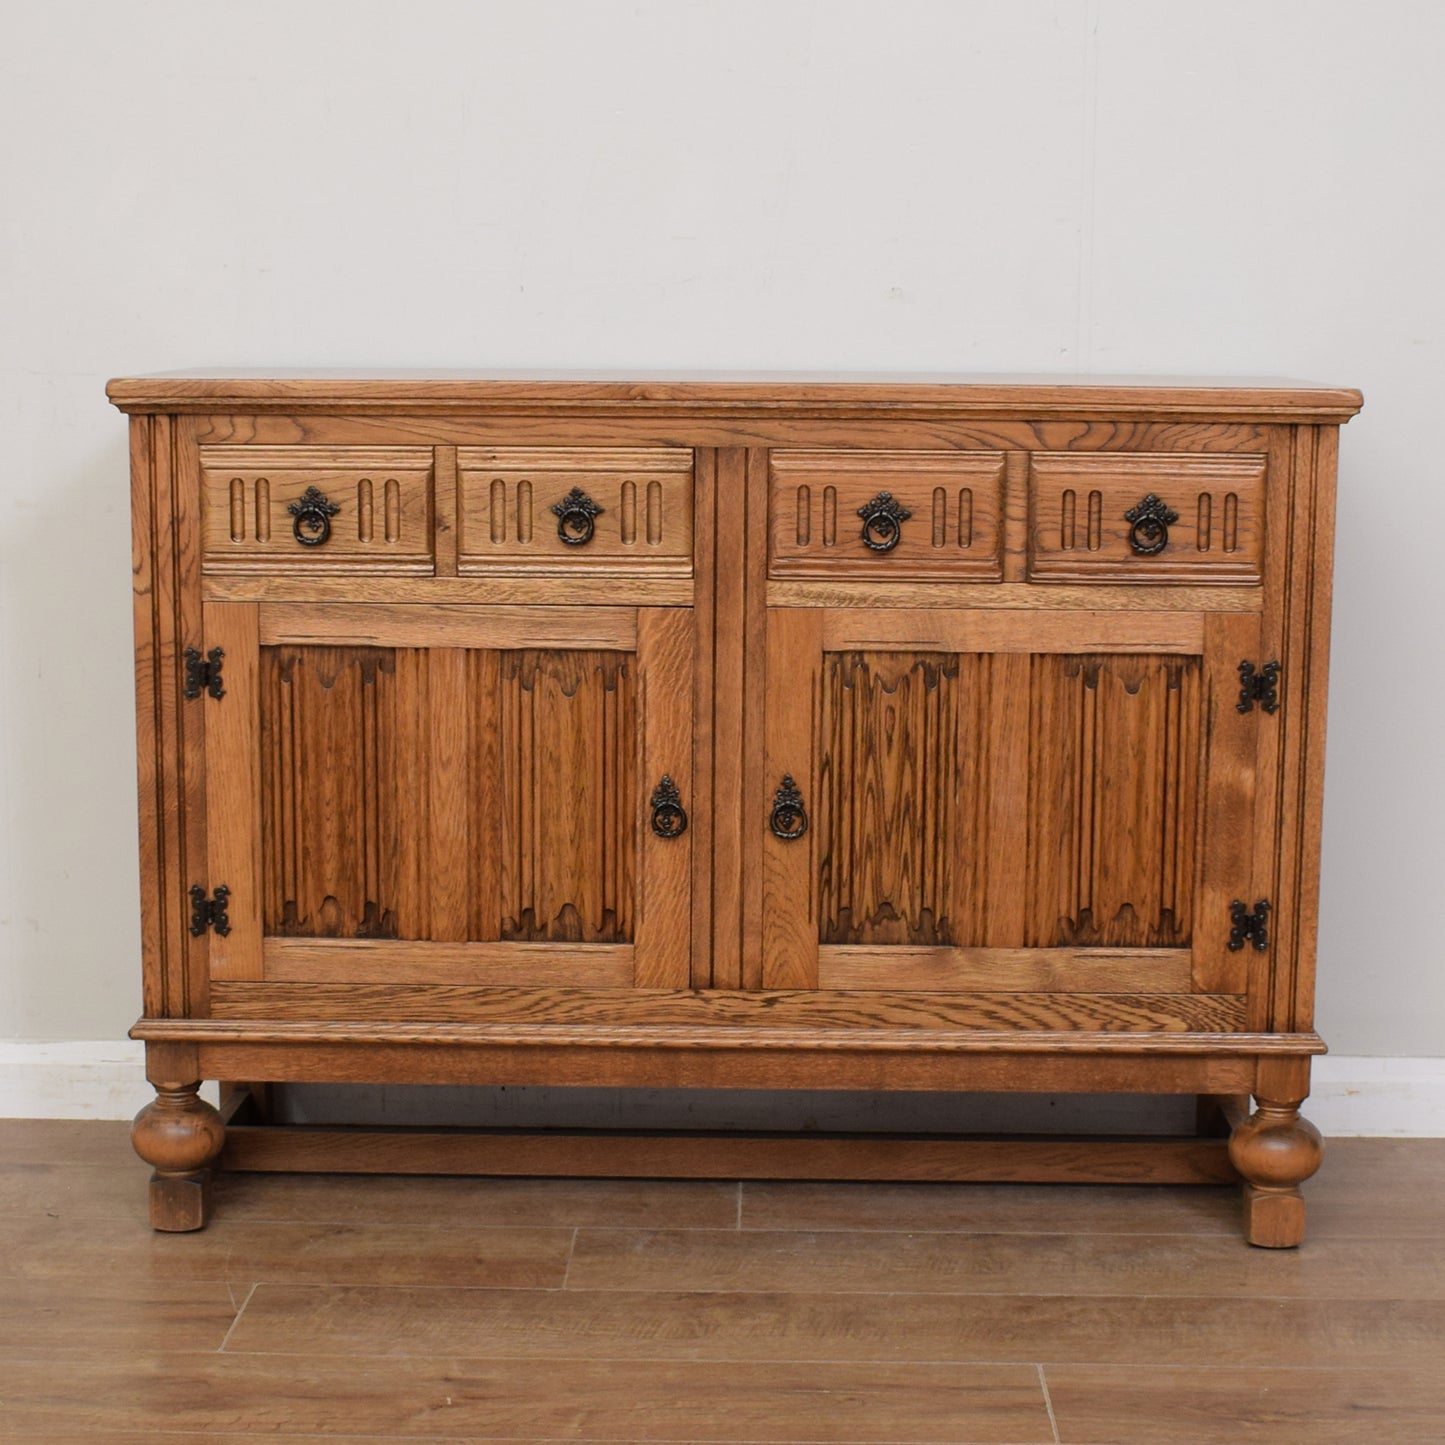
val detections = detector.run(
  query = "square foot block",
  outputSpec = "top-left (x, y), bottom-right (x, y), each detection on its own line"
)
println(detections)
top-left (147, 1170), bottom-right (213, 1232)
top-left (1242, 1183), bottom-right (1306, 1248)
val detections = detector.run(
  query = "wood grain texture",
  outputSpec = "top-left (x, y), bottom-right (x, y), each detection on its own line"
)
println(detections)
top-left (5, 1209), bottom-right (573, 1287)
top-left (821, 606), bottom-right (1204, 653)
top-left (811, 649), bottom-right (1206, 952)
top-left (689, 448), bottom-right (718, 987)
top-left (199, 445), bottom-right (435, 573)
top-left (431, 443), bottom-right (459, 576)
top-left (1194, 611), bottom-right (1265, 992)
top-left (107, 371), bottom-right (1365, 422)
top-left (132, 414), bottom-right (209, 1017)
top-left (201, 603), bottom-right (263, 979)
top-left (1255, 424), bottom-right (1338, 1033)
top-left (204, 982), bottom-right (1250, 1033)
top-left (761, 608), bottom-right (822, 988)
top-left (817, 945), bottom-right (1193, 992)
top-left (260, 644), bottom-right (401, 942)
top-left (740, 446), bottom-right (773, 990)
top-left (261, 938), bottom-right (634, 986)
top-left (178, 1039), bottom-right (1264, 1094)
top-left (207, 572), bottom-right (694, 605)
top-left (0, 1277), bottom-right (237, 1355)
top-left (0, 1353), bottom-right (1052, 1443)
top-left (206, 1172), bottom-right (744, 1228)
top-left (189, 408), bottom-right (1282, 455)
top-left (634, 608), bottom-right (695, 987)
top-left (1029, 452), bottom-right (1267, 582)
top-left (222, 1282), bottom-right (1445, 1368)
top-left (708, 447), bottom-right (748, 988)
top-left (1044, 1365), bottom-right (1445, 1444)
top-left (456, 445), bottom-right (693, 575)
top-left (171, 420), bottom-right (213, 1018)
top-left (498, 649), bottom-right (635, 942)
top-left (117, 377), bottom-right (1355, 1239)
top-left (771, 577), bottom-right (1264, 611)
top-left (566, 1225), bottom-right (1445, 1298)
top-left (7, 1123), bottom-right (1445, 1445)
top-left (257, 600), bottom-right (638, 650)
top-left (817, 651), bottom-right (959, 946)
top-left (1025, 652), bottom-right (1201, 949)
top-left (768, 449), bottom-right (1004, 580)
top-left (220, 1125), bottom-right (1235, 1185)
top-left (233, 633), bottom-right (652, 965)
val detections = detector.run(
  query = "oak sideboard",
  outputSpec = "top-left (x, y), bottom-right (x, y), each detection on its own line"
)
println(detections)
top-left (109, 372), bottom-right (1361, 1244)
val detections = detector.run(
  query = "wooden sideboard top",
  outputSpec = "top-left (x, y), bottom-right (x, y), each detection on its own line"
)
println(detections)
top-left (107, 370), bottom-right (1364, 422)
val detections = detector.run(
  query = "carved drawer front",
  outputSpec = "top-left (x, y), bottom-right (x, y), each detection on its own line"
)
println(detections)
top-left (457, 447), bottom-right (693, 575)
top-left (200, 447), bottom-right (435, 573)
top-left (1029, 453), bottom-right (1266, 583)
top-left (769, 450), bottom-right (1005, 580)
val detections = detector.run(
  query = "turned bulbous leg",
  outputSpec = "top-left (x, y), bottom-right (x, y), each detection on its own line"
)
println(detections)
top-left (1228, 1099), bottom-right (1324, 1248)
top-left (132, 1082), bottom-right (225, 1232)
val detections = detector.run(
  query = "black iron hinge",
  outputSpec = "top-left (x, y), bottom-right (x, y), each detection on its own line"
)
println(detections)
top-left (1227, 898), bottom-right (1270, 952)
top-left (183, 646), bottom-right (225, 701)
top-left (188, 885), bottom-right (231, 938)
top-left (1237, 659), bottom-right (1281, 714)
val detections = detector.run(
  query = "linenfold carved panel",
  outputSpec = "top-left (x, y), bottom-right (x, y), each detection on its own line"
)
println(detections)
top-left (259, 644), bottom-right (635, 944)
top-left (816, 650), bottom-right (1200, 948)
top-left (456, 447), bottom-right (693, 574)
top-left (498, 650), bottom-right (636, 941)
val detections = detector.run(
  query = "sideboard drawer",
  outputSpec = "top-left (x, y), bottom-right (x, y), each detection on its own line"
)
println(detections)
top-left (201, 446), bottom-right (435, 573)
top-left (768, 449), bottom-right (1005, 580)
top-left (1028, 453), bottom-right (1266, 583)
top-left (457, 447), bottom-right (693, 575)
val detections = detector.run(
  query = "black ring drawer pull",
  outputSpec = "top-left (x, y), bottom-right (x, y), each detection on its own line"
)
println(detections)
top-left (552, 487), bottom-right (604, 546)
top-left (770, 775), bottom-right (808, 840)
top-left (650, 776), bottom-right (688, 839)
top-left (858, 491), bottom-right (911, 552)
top-left (1124, 493), bottom-right (1179, 555)
top-left (288, 487), bottom-right (340, 547)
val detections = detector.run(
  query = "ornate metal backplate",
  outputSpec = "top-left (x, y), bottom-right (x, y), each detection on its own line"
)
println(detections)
top-left (1237, 659), bottom-right (1282, 714)
top-left (1123, 493), bottom-right (1179, 555)
top-left (650, 775), bottom-right (688, 839)
top-left (770, 775), bottom-right (809, 840)
top-left (1227, 898), bottom-right (1271, 952)
top-left (551, 487), bottom-right (604, 546)
top-left (288, 486), bottom-right (340, 547)
top-left (857, 491), bottom-right (912, 552)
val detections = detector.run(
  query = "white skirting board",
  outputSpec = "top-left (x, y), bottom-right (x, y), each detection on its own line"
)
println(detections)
top-left (0, 1041), bottom-right (1441, 1135)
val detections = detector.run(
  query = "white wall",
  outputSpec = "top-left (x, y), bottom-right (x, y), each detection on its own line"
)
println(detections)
top-left (2, 1), bottom-right (1441, 1069)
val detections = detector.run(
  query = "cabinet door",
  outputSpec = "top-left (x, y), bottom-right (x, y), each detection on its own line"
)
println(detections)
top-left (198, 601), bottom-right (693, 990)
top-left (760, 606), bottom-right (1264, 999)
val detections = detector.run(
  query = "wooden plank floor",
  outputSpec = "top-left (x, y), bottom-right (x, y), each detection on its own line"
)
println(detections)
top-left (1, 1120), bottom-right (1443, 1442)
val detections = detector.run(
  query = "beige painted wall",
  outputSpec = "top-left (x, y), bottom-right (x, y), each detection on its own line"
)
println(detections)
top-left (1, 1), bottom-right (1440, 1055)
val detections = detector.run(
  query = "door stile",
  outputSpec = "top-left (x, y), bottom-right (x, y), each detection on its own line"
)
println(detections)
top-left (634, 607), bottom-right (695, 988)
top-left (422, 648), bottom-right (475, 941)
top-left (199, 601), bottom-right (263, 981)
top-left (1193, 610), bottom-right (1265, 994)
top-left (760, 607), bottom-right (823, 989)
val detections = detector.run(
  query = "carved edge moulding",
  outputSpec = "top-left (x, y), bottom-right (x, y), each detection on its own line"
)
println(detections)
top-left (111, 373), bottom-right (1361, 1246)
